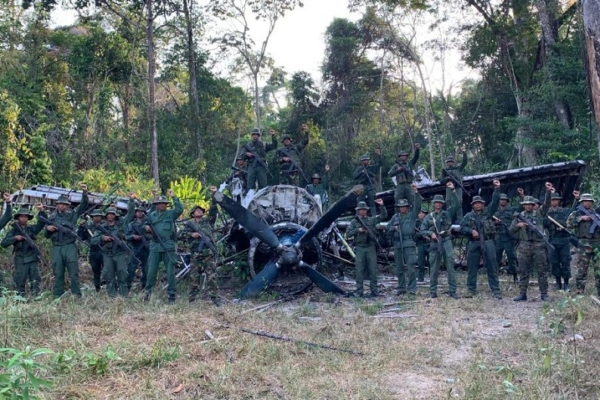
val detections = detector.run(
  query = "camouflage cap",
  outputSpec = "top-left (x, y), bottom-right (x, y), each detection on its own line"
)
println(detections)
top-left (355, 201), bottom-right (369, 210)
top-left (397, 150), bottom-right (410, 157)
top-left (360, 154), bottom-right (371, 161)
top-left (520, 196), bottom-right (536, 205)
top-left (534, 198), bottom-right (542, 205)
top-left (14, 206), bottom-right (33, 220)
top-left (55, 195), bottom-right (71, 205)
top-left (551, 192), bottom-right (562, 200)
top-left (104, 207), bottom-right (118, 216)
top-left (311, 173), bottom-right (321, 180)
top-left (89, 209), bottom-right (104, 217)
top-left (499, 193), bottom-right (510, 200)
top-left (445, 155), bottom-right (456, 163)
top-left (153, 195), bottom-right (170, 204)
top-left (134, 206), bottom-right (147, 213)
top-left (580, 193), bottom-right (595, 203)
top-left (395, 199), bottom-right (410, 207)
top-left (189, 204), bottom-right (206, 217)
top-left (432, 194), bottom-right (445, 204)
top-left (251, 128), bottom-right (262, 136)
top-left (235, 154), bottom-right (244, 161)
top-left (419, 208), bottom-right (429, 214)
top-left (470, 195), bottom-right (485, 205)
top-left (281, 134), bottom-right (293, 142)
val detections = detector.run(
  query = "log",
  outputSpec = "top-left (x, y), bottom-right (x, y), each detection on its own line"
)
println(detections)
top-left (590, 295), bottom-right (600, 308)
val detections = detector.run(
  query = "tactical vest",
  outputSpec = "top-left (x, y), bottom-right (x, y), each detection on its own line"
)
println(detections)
top-left (572, 210), bottom-right (600, 240)
top-left (493, 208), bottom-right (514, 237)
top-left (390, 213), bottom-right (416, 248)
top-left (393, 162), bottom-right (413, 184)
top-left (516, 210), bottom-right (547, 242)
top-left (464, 211), bottom-right (496, 240)
top-left (546, 207), bottom-right (570, 239)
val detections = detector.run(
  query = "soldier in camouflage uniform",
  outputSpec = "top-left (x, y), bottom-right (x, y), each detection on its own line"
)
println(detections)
top-left (346, 199), bottom-right (387, 297)
top-left (1, 204), bottom-right (47, 297)
top-left (126, 204), bottom-right (152, 291)
top-left (276, 124), bottom-right (309, 186)
top-left (440, 148), bottom-right (467, 222)
top-left (0, 193), bottom-right (14, 293)
top-left (546, 192), bottom-right (577, 291)
top-left (460, 180), bottom-right (502, 299)
top-left (228, 155), bottom-right (248, 202)
top-left (492, 185), bottom-right (524, 283)
top-left (510, 183), bottom-right (553, 302)
top-left (421, 182), bottom-right (460, 298)
top-left (567, 192), bottom-right (600, 296)
top-left (305, 165), bottom-right (330, 211)
top-left (387, 184), bottom-right (422, 295)
top-left (353, 149), bottom-right (383, 215)
top-left (78, 209), bottom-right (105, 292)
top-left (179, 187), bottom-right (218, 302)
top-left (44, 184), bottom-right (89, 297)
top-left (244, 128), bottom-right (277, 190)
top-left (415, 207), bottom-right (430, 282)
top-left (144, 190), bottom-right (184, 302)
top-left (91, 194), bottom-right (135, 297)
top-left (388, 143), bottom-right (420, 203)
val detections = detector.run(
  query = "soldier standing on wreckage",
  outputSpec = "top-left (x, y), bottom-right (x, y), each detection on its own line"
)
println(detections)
top-left (346, 198), bottom-right (387, 298)
top-left (510, 182), bottom-right (553, 302)
top-left (78, 209), bottom-right (105, 292)
top-left (179, 186), bottom-right (219, 302)
top-left (388, 143), bottom-right (420, 204)
top-left (546, 191), bottom-right (578, 291)
top-left (90, 193), bottom-right (136, 298)
top-left (305, 165), bottom-right (330, 211)
top-left (421, 182), bottom-right (460, 299)
top-left (567, 192), bottom-right (600, 296)
top-left (44, 183), bottom-right (89, 298)
top-left (126, 202), bottom-right (152, 291)
top-left (440, 147), bottom-right (467, 222)
top-left (492, 184), bottom-right (524, 284)
top-left (387, 183), bottom-right (422, 296)
top-left (276, 124), bottom-right (309, 186)
top-left (244, 128), bottom-right (277, 190)
top-left (0, 193), bottom-right (14, 293)
top-left (353, 149), bottom-right (383, 215)
top-left (1, 203), bottom-right (47, 297)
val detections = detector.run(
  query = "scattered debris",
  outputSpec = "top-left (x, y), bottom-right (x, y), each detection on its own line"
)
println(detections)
top-left (298, 317), bottom-right (322, 322)
top-left (172, 383), bottom-right (183, 394)
top-left (502, 321), bottom-right (512, 328)
top-left (590, 295), bottom-right (600, 308)
top-left (565, 334), bottom-right (585, 343)
top-left (371, 313), bottom-right (418, 319)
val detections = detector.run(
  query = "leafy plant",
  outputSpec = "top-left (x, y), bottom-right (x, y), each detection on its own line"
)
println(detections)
top-left (83, 347), bottom-right (119, 376)
top-left (0, 347), bottom-right (54, 399)
top-left (169, 175), bottom-right (211, 216)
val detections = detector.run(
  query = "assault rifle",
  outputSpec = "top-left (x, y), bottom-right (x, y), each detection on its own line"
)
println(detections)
top-left (95, 224), bottom-right (141, 265)
top-left (546, 215), bottom-right (579, 247)
top-left (130, 223), bottom-right (149, 250)
top-left (146, 224), bottom-right (178, 264)
top-left (444, 173), bottom-right (470, 197)
top-left (515, 214), bottom-right (555, 250)
top-left (392, 218), bottom-right (406, 266)
top-left (362, 164), bottom-right (374, 186)
top-left (243, 143), bottom-right (273, 178)
top-left (430, 215), bottom-right (443, 254)
top-left (38, 215), bottom-right (89, 247)
top-left (278, 146), bottom-right (309, 183)
top-left (577, 204), bottom-right (600, 234)
top-left (12, 222), bottom-right (45, 264)
top-left (355, 216), bottom-right (382, 250)
top-left (472, 215), bottom-right (487, 258)
top-left (185, 221), bottom-right (219, 257)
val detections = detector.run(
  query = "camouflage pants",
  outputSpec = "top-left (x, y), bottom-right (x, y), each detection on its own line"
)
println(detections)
top-left (279, 169), bottom-right (300, 186)
top-left (394, 245), bottom-right (417, 293)
top-left (575, 240), bottom-right (600, 295)
top-left (189, 251), bottom-right (216, 299)
top-left (517, 241), bottom-right (549, 295)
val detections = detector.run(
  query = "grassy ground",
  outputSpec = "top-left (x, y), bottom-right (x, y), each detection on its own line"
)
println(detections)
top-left (1, 268), bottom-right (600, 399)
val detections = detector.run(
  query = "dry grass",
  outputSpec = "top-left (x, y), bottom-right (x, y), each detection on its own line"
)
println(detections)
top-left (1, 267), bottom-right (600, 399)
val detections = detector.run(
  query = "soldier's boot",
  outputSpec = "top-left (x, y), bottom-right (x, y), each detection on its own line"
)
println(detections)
top-left (447, 292), bottom-right (459, 299)
top-left (541, 293), bottom-right (550, 301)
top-left (513, 293), bottom-right (528, 302)
top-left (430, 293), bottom-right (438, 299)
top-left (562, 279), bottom-right (570, 292)
top-left (512, 274), bottom-right (518, 284)
top-left (168, 295), bottom-right (176, 304)
top-left (396, 288), bottom-right (406, 296)
top-left (492, 291), bottom-right (503, 300)
top-left (553, 277), bottom-right (562, 291)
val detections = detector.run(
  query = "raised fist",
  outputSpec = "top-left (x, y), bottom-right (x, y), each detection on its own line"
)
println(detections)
top-left (79, 183), bottom-right (88, 192)
top-left (374, 149), bottom-right (382, 155)
top-left (301, 124), bottom-right (308, 132)
top-left (375, 198), bottom-right (384, 205)
top-left (167, 189), bottom-right (175, 197)
top-left (573, 190), bottom-right (580, 199)
top-left (414, 143), bottom-right (420, 149)
top-left (2, 193), bottom-right (10, 203)
top-left (210, 186), bottom-right (217, 193)
top-left (325, 165), bottom-right (331, 172)
top-left (493, 179), bottom-right (500, 187)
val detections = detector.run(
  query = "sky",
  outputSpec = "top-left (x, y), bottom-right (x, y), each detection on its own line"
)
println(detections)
top-left (50, 0), bottom-right (476, 94)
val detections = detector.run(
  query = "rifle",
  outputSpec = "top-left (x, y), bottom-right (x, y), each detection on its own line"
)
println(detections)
top-left (515, 214), bottom-right (555, 250)
top-left (185, 221), bottom-right (219, 257)
top-left (577, 204), bottom-right (600, 234)
top-left (392, 216), bottom-right (406, 266)
top-left (547, 215), bottom-right (579, 247)
top-left (355, 216), bottom-right (382, 250)
top-left (12, 222), bottom-right (45, 264)
top-left (277, 146), bottom-right (309, 183)
top-left (130, 223), bottom-right (149, 250)
top-left (243, 143), bottom-right (274, 178)
top-left (492, 215), bottom-right (516, 239)
top-left (445, 173), bottom-right (470, 197)
top-left (472, 215), bottom-right (487, 258)
top-left (146, 224), bottom-right (178, 264)
top-left (38, 215), bottom-right (90, 247)
top-left (95, 224), bottom-right (141, 265)
top-left (430, 215), bottom-right (443, 255)
top-left (362, 163), bottom-right (374, 187)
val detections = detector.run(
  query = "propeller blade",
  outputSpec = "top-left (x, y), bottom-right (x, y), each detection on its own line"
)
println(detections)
top-left (239, 261), bottom-right (279, 298)
top-left (298, 262), bottom-right (347, 295)
top-left (213, 191), bottom-right (281, 249)
top-left (298, 185), bottom-right (364, 247)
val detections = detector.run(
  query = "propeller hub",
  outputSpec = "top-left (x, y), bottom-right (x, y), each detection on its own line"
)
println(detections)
top-left (278, 246), bottom-right (302, 267)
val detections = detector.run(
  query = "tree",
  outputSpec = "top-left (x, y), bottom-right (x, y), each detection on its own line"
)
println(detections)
top-left (583, 0), bottom-right (600, 165)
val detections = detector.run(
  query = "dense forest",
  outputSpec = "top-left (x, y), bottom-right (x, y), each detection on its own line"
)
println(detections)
top-left (1, 0), bottom-right (599, 199)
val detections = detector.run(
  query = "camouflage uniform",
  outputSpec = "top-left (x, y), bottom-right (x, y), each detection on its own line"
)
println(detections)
top-left (346, 202), bottom-right (388, 296)
top-left (305, 172), bottom-right (330, 211)
top-left (387, 194), bottom-right (422, 295)
top-left (493, 190), bottom-right (521, 279)
top-left (126, 208), bottom-right (152, 290)
top-left (509, 192), bottom-right (552, 299)
top-left (566, 195), bottom-right (600, 295)
top-left (440, 153), bottom-right (467, 222)
top-left (353, 154), bottom-right (383, 215)
top-left (388, 148), bottom-right (419, 203)
top-left (421, 188), bottom-right (460, 297)
top-left (0, 202), bottom-right (13, 292)
top-left (415, 212), bottom-right (430, 282)
top-left (276, 132), bottom-right (309, 186)
top-left (461, 192), bottom-right (501, 297)
top-left (1, 207), bottom-right (47, 296)
top-left (244, 129), bottom-right (277, 190)
top-left (77, 211), bottom-right (104, 292)
top-left (545, 193), bottom-right (575, 290)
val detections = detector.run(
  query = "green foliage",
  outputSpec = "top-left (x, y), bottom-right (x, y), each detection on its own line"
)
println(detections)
top-left (83, 347), bottom-right (119, 376)
top-left (169, 176), bottom-right (211, 216)
top-left (0, 346), bottom-right (54, 399)
top-left (77, 166), bottom-right (156, 200)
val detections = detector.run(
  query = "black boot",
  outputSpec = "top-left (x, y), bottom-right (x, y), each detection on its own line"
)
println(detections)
top-left (562, 279), bottom-right (570, 292)
top-left (553, 277), bottom-right (562, 291)
top-left (513, 274), bottom-right (518, 284)
top-left (541, 293), bottom-right (550, 301)
top-left (513, 293), bottom-right (527, 302)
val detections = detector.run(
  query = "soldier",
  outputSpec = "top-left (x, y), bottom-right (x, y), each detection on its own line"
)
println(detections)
top-left (440, 148), bottom-right (468, 222)
top-left (346, 199), bottom-right (387, 297)
top-left (126, 203), bottom-right (152, 291)
top-left (179, 187), bottom-right (218, 302)
top-left (510, 183), bottom-right (553, 302)
top-left (305, 165), bottom-right (330, 211)
top-left (388, 143), bottom-right (420, 203)
top-left (276, 124), bottom-right (309, 186)
top-left (244, 128), bottom-right (277, 190)
top-left (91, 194), bottom-right (135, 298)
top-left (415, 207), bottom-right (430, 282)
top-left (44, 184), bottom-right (89, 298)
top-left (228, 155), bottom-right (248, 202)
top-left (567, 192), bottom-right (600, 296)
top-left (492, 185), bottom-right (524, 283)
top-left (460, 180), bottom-right (502, 299)
top-left (353, 149), bottom-right (382, 215)
top-left (77, 209), bottom-right (104, 292)
top-left (144, 189), bottom-right (184, 302)
top-left (0, 193), bottom-right (14, 293)
top-left (1, 204), bottom-right (47, 297)
top-left (387, 183), bottom-right (422, 296)
top-left (546, 191), bottom-right (576, 291)
top-left (421, 182), bottom-right (460, 298)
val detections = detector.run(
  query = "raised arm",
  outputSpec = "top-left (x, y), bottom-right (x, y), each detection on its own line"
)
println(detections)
top-left (74, 184), bottom-right (89, 218)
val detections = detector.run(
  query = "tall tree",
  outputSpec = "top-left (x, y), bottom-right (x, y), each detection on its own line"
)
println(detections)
top-left (583, 0), bottom-right (600, 164)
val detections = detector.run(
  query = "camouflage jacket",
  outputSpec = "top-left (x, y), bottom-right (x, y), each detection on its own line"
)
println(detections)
top-left (387, 149), bottom-right (420, 184)
top-left (352, 154), bottom-right (383, 188)
top-left (440, 152), bottom-right (468, 183)
top-left (346, 206), bottom-right (388, 248)
top-left (44, 193), bottom-right (89, 246)
top-left (567, 204), bottom-right (600, 241)
top-left (276, 133), bottom-right (309, 171)
top-left (178, 217), bottom-right (215, 254)
top-left (421, 190), bottom-right (459, 242)
top-left (509, 190), bottom-right (551, 242)
top-left (243, 136), bottom-right (277, 169)
top-left (461, 189), bottom-right (501, 241)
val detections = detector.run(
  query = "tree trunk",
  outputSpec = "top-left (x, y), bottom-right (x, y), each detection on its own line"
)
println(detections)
top-left (147, 0), bottom-right (159, 186)
top-left (415, 63), bottom-right (435, 178)
top-left (183, 0), bottom-right (202, 157)
top-left (583, 0), bottom-right (600, 165)
top-left (253, 72), bottom-right (261, 129)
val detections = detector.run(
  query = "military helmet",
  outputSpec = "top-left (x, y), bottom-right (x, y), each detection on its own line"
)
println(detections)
top-left (397, 150), bottom-right (410, 157)
top-left (445, 155), bottom-right (456, 163)
top-left (235, 154), bottom-right (244, 161)
top-left (14, 206), bottom-right (33, 220)
top-left (281, 134), bottom-right (293, 142)
top-left (419, 208), bottom-right (429, 214)
top-left (104, 207), bottom-right (118, 216)
top-left (134, 206), bottom-right (147, 213)
top-left (432, 194), bottom-right (445, 204)
top-left (551, 192), bottom-right (562, 200)
top-left (55, 195), bottom-right (71, 205)
top-left (153, 195), bottom-right (170, 204)
top-left (360, 154), bottom-right (371, 161)
top-left (355, 201), bottom-right (369, 210)
top-left (251, 128), bottom-right (262, 136)
top-left (499, 193), bottom-right (509, 201)
top-left (470, 195), bottom-right (485, 205)
top-left (89, 209), bottom-right (104, 217)
top-left (189, 204), bottom-right (206, 217)
top-left (533, 198), bottom-right (542, 205)
top-left (520, 195), bottom-right (536, 205)
top-left (395, 199), bottom-right (410, 207)
top-left (580, 193), bottom-right (595, 203)
top-left (311, 173), bottom-right (321, 181)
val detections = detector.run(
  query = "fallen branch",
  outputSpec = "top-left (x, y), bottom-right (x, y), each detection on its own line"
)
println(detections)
top-left (240, 297), bottom-right (293, 315)
top-left (590, 295), bottom-right (600, 308)
top-left (370, 314), bottom-right (418, 319)
top-left (205, 330), bottom-right (234, 363)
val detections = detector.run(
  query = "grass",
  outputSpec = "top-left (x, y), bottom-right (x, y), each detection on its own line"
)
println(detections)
top-left (1, 263), bottom-right (600, 399)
